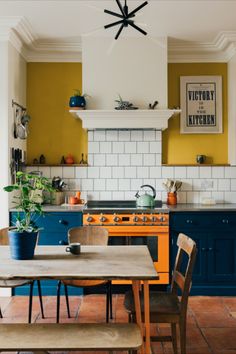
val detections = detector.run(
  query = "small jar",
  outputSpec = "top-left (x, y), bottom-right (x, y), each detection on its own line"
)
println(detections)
top-left (167, 192), bottom-right (177, 205)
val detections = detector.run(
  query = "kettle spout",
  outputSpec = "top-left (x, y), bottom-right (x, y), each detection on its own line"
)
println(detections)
top-left (135, 192), bottom-right (140, 198)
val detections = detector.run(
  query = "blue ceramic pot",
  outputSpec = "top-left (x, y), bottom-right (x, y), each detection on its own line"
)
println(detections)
top-left (69, 96), bottom-right (86, 108)
top-left (8, 230), bottom-right (38, 260)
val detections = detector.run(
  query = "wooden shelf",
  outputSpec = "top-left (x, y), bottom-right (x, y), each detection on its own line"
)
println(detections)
top-left (162, 164), bottom-right (230, 167)
top-left (26, 164), bottom-right (88, 167)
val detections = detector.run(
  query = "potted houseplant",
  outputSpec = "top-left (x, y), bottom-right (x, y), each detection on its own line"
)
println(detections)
top-left (4, 171), bottom-right (54, 260)
top-left (69, 89), bottom-right (88, 109)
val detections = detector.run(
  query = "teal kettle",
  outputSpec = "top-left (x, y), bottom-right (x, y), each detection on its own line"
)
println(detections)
top-left (135, 184), bottom-right (156, 208)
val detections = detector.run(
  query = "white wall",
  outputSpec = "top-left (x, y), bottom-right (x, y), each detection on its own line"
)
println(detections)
top-left (82, 37), bottom-right (168, 109)
top-left (228, 51), bottom-right (236, 165)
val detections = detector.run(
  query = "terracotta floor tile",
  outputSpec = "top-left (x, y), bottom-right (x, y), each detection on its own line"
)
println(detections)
top-left (194, 310), bottom-right (236, 328)
top-left (223, 297), bottom-right (236, 311)
top-left (202, 328), bottom-right (236, 350)
top-left (189, 296), bottom-right (224, 313)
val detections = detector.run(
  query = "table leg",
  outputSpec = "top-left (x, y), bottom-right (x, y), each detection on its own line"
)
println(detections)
top-left (132, 280), bottom-right (144, 354)
top-left (143, 280), bottom-right (151, 354)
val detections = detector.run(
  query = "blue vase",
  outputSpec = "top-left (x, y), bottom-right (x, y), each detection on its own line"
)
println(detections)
top-left (8, 230), bottom-right (38, 260)
top-left (69, 96), bottom-right (86, 108)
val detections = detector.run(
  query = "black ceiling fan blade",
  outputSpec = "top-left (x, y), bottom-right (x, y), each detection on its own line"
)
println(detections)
top-left (127, 1), bottom-right (148, 18)
top-left (115, 24), bottom-right (125, 40)
top-left (116, 0), bottom-right (126, 16)
top-left (104, 19), bottom-right (124, 30)
top-left (104, 9), bottom-right (124, 19)
top-left (128, 21), bottom-right (147, 36)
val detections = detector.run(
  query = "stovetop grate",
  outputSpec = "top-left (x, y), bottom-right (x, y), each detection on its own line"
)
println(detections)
top-left (86, 200), bottom-right (163, 209)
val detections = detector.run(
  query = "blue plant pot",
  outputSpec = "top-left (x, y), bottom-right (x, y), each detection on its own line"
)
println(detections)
top-left (69, 96), bottom-right (86, 108)
top-left (8, 230), bottom-right (38, 260)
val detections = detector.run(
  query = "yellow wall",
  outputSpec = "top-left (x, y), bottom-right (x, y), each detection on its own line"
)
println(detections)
top-left (27, 63), bottom-right (87, 165)
top-left (163, 63), bottom-right (228, 164)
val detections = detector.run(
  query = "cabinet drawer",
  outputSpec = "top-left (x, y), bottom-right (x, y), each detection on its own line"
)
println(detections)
top-left (37, 231), bottom-right (67, 246)
top-left (170, 212), bottom-right (236, 231)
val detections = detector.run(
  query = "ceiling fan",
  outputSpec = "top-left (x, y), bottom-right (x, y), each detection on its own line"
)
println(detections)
top-left (104, 0), bottom-right (149, 40)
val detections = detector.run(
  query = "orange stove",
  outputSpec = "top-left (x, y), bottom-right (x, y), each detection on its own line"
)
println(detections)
top-left (83, 200), bottom-right (170, 285)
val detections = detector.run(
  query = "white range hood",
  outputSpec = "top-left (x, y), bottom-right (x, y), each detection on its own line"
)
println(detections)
top-left (70, 109), bottom-right (181, 130)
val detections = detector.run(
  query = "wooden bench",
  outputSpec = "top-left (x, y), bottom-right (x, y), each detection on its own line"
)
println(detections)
top-left (0, 323), bottom-right (142, 352)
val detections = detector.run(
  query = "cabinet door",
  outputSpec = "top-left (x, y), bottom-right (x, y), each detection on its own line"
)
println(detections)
top-left (207, 233), bottom-right (236, 282)
top-left (171, 230), bottom-right (207, 284)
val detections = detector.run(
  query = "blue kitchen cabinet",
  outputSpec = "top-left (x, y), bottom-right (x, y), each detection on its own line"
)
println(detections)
top-left (170, 212), bottom-right (236, 295)
top-left (10, 211), bottom-right (83, 296)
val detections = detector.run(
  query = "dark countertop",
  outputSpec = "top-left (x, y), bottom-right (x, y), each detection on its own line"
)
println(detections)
top-left (10, 203), bottom-right (236, 213)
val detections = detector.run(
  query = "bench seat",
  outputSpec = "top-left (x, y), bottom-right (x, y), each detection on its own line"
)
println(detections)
top-left (0, 323), bottom-right (142, 351)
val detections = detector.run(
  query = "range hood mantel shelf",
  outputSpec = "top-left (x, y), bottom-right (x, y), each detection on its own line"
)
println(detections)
top-left (70, 109), bottom-right (181, 130)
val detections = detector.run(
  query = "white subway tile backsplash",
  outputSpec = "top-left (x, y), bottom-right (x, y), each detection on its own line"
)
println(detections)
top-left (106, 130), bottom-right (118, 141)
top-left (131, 130), bottom-right (143, 141)
top-left (155, 154), bottom-right (162, 166)
top-left (130, 179), bottom-right (143, 191)
top-left (75, 167), bottom-right (87, 179)
top-left (100, 142), bottom-right (112, 154)
top-left (224, 192), bottom-right (236, 203)
top-left (212, 166), bottom-right (224, 178)
top-left (225, 166), bottom-right (236, 178)
top-left (112, 191), bottom-right (125, 200)
top-left (199, 167), bottom-right (212, 178)
top-left (187, 167), bottom-right (199, 179)
top-left (155, 131), bottom-right (162, 141)
top-left (100, 167), bottom-right (112, 179)
top-left (178, 191), bottom-right (187, 204)
top-left (174, 167), bottom-right (187, 179)
top-left (124, 167), bottom-right (136, 178)
top-left (94, 179), bottom-right (106, 191)
top-left (88, 154), bottom-right (94, 166)
top-left (87, 131), bottom-right (94, 142)
top-left (51, 166), bottom-right (63, 178)
top-left (137, 167), bottom-right (149, 178)
top-left (131, 154), bottom-right (143, 166)
top-left (82, 179), bottom-right (93, 191)
top-left (150, 167), bottom-right (162, 178)
top-left (231, 179), bottom-right (236, 191)
top-left (88, 142), bottom-right (99, 154)
top-left (112, 142), bottom-right (125, 154)
top-left (62, 167), bottom-right (75, 179)
top-left (137, 142), bottom-right (149, 154)
top-left (118, 130), bottom-right (130, 141)
top-left (100, 191), bottom-right (112, 200)
top-left (143, 130), bottom-right (155, 141)
top-left (162, 166), bottom-right (174, 179)
top-left (156, 179), bottom-right (165, 191)
top-left (93, 154), bottom-right (106, 166)
top-left (150, 141), bottom-right (162, 153)
top-left (119, 154), bottom-right (131, 166)
top-left (214, 192), bottom-right (224, 203)
top-left (87, 191), bottom-right (99, 200)
top-left (199, 191), bottom-right (212, 203)
top-left (187, 192), bottom-right (200, 204)
top-left (106, 154), bottom-right (118, 166)
top-left (112, 167), bottom-right (124, 179)
top-left (88, 167), bottom-right (99, 178)
top-left (143, 154), bottom-right (155, 166)
top-left (124, 191), bottom-right (136, 200)
top-left (94, 130), bottom-right (106, 141)
top-left (106, 179), bottom-right (118, 191)
top-left (38, 166), bottom-right (51, 178)
top-left (119, 179), bottom-right (130, 191)
top-left (218, 179), bottom-right (230, 191)
top-left (125, 142), bottom-right (136, 154)
top-left (181, 179), bottom-right (192, 191)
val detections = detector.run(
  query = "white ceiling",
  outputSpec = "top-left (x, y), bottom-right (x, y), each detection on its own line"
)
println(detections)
top-left (1, 0), bottom-right (236, 61)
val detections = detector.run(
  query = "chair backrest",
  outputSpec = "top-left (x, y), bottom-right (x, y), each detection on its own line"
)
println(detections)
top-left (0, 227), bottom-right (10, 245)
top-left (171, 233), bottom-right (197, 315)
top-left (68, 226), bottom-right (109, 246)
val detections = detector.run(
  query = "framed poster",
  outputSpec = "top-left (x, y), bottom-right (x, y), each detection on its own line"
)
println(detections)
top-left (180, 76), bottom-right (222, 134)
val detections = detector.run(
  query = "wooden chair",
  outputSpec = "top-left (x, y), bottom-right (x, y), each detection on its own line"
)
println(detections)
top-left (0, 227), bottom-right (44, 323)
top-left (124, 233), bottom-right (197, 354)
top-left (56, 226), bottom-right (113, 323)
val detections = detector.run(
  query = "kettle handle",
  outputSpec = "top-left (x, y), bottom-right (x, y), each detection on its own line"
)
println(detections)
top-left (141, 184), bottom-right (156, 199)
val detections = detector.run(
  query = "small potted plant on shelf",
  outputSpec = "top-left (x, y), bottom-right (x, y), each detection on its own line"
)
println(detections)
top-left (4, 171), bottom-right (54, 260)
top-left (69, 89), bottom-right (89, 110)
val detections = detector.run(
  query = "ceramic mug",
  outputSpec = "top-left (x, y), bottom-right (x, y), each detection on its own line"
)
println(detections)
top-left (66, 243), bottom-right (81, 255)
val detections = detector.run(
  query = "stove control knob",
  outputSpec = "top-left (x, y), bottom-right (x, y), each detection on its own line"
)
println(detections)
top-left (86, 216), bottom-right (93, 222)
top-left (113, 216), bottom-right (120, 222)
top-left (142, 216), bottom-right (148, 222)
top-left (99, 216), bottom-right (107, 223)
top-left (133, 216), bottom-right (139, 223)
top-left (160, 216), bottom-right (166, 222)
top-left (151, 216), bottom-right (157, 222)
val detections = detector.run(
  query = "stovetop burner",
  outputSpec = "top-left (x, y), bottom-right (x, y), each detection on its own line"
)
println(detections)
top-left (86, 200), bottom-right (163, 209)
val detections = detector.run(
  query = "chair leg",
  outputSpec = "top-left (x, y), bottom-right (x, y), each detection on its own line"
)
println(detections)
top-left (56, 280), bottom-right (62, 323)
top-left (106, 283), bottom-right (109, 323)
top-left (179, 320), bottom-right (186, 354)
top-left (28, 280), bottom-right (35, 324)
top-left (64, 284), bottom-right (71, 318)
top-left (108, 281), bottom-right (113, 319)
top-left (37, 280), bottom-right (44, 319)
top-left (0, 306), bottom-right (3, 318)
top-left (171, 323), bottom-right (178, 354)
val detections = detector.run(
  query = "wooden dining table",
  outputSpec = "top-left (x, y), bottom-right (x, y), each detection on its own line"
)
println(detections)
top-left (0, 245), bottom-right (159, 354)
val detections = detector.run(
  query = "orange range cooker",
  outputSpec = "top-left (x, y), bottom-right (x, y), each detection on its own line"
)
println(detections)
top-left (83, 200), bottom-right (170, 285)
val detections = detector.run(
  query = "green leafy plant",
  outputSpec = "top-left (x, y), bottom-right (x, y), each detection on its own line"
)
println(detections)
top-left (4, 171), bottom-right (54, 233)
top-left (73, 89), bottom-right (90, 98)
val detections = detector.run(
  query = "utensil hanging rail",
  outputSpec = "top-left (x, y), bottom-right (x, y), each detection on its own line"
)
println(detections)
top-left (12, 99), bottom-right (26, 111)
